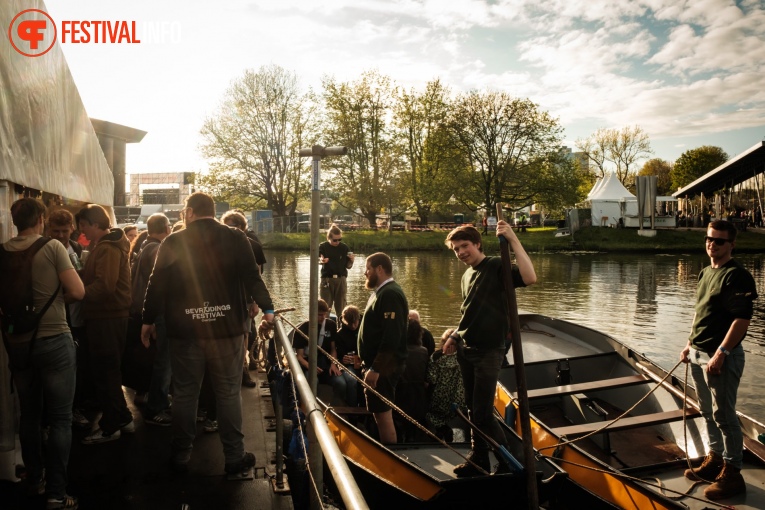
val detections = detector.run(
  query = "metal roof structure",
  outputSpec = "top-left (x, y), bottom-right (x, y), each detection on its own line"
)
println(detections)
top-left (673, 141), bottom-right (765, 198)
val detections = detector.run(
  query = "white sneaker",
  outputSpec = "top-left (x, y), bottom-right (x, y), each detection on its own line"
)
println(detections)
top-left (120, 420), bottom-right (136, 433)
top-left (82, 428), bottom-right (120, 445)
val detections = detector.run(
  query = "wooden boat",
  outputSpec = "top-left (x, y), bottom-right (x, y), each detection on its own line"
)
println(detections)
top-left (495, 312), bottom-right (765, 510)
top-left (318, 400), bottom-right (588, 509)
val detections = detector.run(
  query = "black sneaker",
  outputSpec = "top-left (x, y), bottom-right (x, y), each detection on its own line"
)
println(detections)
top-left (453, 451), bottom-right (490, 478)
top-left (145, 409), bottom-right (172, 427)
top-left (224, 452), bottom-right (256, 475)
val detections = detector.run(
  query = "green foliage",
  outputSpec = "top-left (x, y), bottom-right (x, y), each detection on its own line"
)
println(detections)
top-left (199, 64), bottom-right (316, 216)
top-left (321, 70), bottom-right (402, 227)
top-left (670, 146), bottom-right (729, 191)
top-left (446, 91), bottom-right (566, 213)
top-left (639, 158), bottom-right (673, 195)
top-left (258, 227), bottom-right (765, 254)
top-left (393, 79), bottom-right (458, 224)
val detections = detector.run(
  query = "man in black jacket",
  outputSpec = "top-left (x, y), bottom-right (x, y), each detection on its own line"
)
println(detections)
top-left (141, 193), bottom-right (275, 476)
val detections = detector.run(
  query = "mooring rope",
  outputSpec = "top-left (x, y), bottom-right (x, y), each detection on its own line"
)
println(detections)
top-left (274, 313), bottom-right (490, 476)
top-left (531, 359), bottom-right (733, 508)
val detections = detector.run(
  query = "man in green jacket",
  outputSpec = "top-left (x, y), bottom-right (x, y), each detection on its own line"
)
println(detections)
top-left (358, 252), bottom-right (408, 444)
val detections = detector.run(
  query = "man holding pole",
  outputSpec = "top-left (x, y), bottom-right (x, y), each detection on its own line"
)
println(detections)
top-left (442, 223), bottom-right (536, 476)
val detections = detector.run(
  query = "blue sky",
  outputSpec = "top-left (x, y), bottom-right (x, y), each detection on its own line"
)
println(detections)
top-left (43, 0), bottom-right (765, 175)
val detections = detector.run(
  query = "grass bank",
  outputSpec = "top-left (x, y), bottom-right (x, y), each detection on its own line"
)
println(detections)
top-left (260, 227), bottom-right (765, 254)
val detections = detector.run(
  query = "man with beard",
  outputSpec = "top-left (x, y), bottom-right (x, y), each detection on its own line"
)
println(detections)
top-left (357, 252), bottom-right (408, 444)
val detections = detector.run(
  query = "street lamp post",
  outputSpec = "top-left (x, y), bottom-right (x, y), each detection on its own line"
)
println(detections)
top-left (298, 144), bottom-right (347, 510)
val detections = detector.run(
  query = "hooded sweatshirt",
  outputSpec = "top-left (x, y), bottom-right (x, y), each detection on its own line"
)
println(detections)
top-left (80, 228), bottom-right (132, 319)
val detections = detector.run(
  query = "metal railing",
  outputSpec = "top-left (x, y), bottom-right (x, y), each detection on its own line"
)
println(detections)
top-left (272, 319), bottom-right (368, 510)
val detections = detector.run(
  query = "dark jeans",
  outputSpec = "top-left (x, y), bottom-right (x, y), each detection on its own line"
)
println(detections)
top-left (457, 346), bottom-right (507, 456)
top-left (13, 332), bottom-right (76, 499)
top-left (146, 316), bottom-right (171, 416)
top-left (85, 317), bottom-right (132, 434)
top-left (169, 335), bottom-right (245, 465)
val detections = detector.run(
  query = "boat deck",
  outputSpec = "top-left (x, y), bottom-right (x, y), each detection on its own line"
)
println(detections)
top-left (503, 313), bottom-right (765, 510)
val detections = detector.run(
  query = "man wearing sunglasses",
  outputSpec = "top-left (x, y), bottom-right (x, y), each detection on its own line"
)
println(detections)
top-left (680, 220), bottom-right (758, 500)
top-left (319, 224), bottom-right (355, 318)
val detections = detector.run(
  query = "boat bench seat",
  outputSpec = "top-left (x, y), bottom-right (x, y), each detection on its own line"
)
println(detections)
top-left (514, 375), bottom-right (650, 400)
top-left (552, 408), bottom-right (700, 437)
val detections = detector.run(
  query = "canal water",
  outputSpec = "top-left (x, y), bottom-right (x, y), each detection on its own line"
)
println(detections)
top-left (262, 249), bottom-right (765, 421)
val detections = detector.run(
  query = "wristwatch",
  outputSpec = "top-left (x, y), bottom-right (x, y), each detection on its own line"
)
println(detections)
top-left (718, 346), bottom-right (730, 356)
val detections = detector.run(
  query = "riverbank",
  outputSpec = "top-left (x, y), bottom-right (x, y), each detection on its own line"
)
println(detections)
top-left (260, 226), bottom-right (765, 253)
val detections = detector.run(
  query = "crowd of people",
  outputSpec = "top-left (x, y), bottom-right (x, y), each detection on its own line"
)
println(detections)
top-left (1, 191), bottom-right (756, 508)
top-left (1, 193), bottom-right (272, 509)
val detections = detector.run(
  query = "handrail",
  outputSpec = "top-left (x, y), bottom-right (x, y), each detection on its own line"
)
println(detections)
top-left (273, 319), bottom-right (369, 510)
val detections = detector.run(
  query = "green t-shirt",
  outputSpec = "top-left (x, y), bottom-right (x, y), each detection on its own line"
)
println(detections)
top-left (690, 258), bottom-right (758, 353)
top-left (358, 280), bottom-right (409, 374)
top-left (457, 256), bottom-right (525, 350)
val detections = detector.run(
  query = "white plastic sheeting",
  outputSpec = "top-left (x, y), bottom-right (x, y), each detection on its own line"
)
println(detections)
top-left (0, 0), bottom-right (113, 206)
top-left (1, 0), bottom-right (114, 481)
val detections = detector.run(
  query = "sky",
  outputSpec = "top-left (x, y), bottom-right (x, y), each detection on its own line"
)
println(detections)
top-left (42, 0), bottom-right (765, 175)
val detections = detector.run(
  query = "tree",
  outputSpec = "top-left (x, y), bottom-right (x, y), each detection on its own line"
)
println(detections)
top-left (670, 146), bottom-right (729, 191)
top-left (610, 125), bottom-right (653, 184)
top-left (321, 70), bottom-right (402, 228)
top-left (393, 79), bottom-right (457, 225)
top-left (445, 91), bottom-right (566, 215)
top-left (576, 125), bottom-right (653, 186)
top-left (639, 158), bottom-right (673, 195)
top-left (199, 65), bottom-right (317, 217)
top-left (576, 128), bottom-right (611, 179)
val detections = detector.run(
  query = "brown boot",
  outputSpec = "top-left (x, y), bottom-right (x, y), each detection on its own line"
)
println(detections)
top-left (684, 451), bottom-right (724, 481)
top-left (704, 463), bottom-right (746, 500)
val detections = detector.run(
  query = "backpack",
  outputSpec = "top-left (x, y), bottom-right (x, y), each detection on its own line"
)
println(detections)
top-left (0, 237), bottom-right (58, 336)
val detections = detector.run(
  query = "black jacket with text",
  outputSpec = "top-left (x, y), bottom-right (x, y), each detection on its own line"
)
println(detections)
top-left (142, 218), bottom-right (273, 339)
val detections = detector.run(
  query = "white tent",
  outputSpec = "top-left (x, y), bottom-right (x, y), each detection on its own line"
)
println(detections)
top-left (586, 177), bottom-right (603, 199)
top-left (588, 173), bottom-right (637, 227)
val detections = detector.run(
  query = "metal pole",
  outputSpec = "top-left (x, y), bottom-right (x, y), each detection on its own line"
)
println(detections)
top-left (274, 320), bottom-right (368, 510)
top-left (299, 145), bottom-right (347, 510)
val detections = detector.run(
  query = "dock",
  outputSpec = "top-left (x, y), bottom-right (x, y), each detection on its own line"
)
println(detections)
top-left (2, 368), bottom-right (294, 510)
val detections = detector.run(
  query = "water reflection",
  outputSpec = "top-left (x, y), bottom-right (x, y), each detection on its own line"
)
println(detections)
top-left (262, 250), bottom-right (765, 420)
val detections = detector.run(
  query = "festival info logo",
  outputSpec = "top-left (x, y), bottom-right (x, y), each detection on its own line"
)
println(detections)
top-left (9, 9), bottom-right (145, 57)
top-left (8, 9), bottom-right (57, 57)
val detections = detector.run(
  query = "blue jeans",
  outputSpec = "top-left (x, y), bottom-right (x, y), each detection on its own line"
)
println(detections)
top-left (169, 334), bottom-right (245, 465)
top-left (146, 316), bottom-right (171, 416)
top-left (457, 346), bottom-right (507, 456)
top-left (331, 367), bottom-right (360, 407)
top-left (690, 345), bottom-right (745, 468)
top-left (13, 332), bottom-right (76, 500)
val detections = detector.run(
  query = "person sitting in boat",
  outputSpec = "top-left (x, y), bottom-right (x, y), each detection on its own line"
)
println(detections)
top-left (425, 329), bottom-right (466, 443)
top-left (293, 299), bottom-right (338, 385)
top-left (393, 318), bottom-right (430, 442)
top-left (332, 305), bottom-right (363, 407)
top-left (680, 220), bottom-right (758, 500)
top-left (442, 223), bottom-right (537, 476)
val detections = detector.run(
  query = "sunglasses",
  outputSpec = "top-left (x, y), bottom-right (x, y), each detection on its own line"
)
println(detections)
top-left (705, 236), bottom-right (731, 246)
top-left (331, 237), bottom-right (342, 242)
